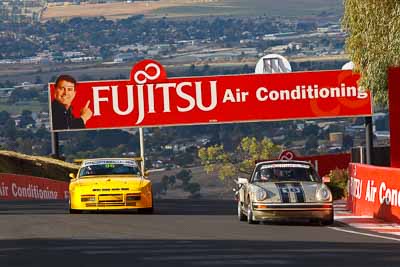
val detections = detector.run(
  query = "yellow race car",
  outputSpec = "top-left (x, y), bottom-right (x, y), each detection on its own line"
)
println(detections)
top-left (68, 158), bottom-right (153, 214)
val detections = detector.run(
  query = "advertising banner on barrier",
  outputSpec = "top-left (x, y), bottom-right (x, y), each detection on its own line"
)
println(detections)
top-left (348, 163), bottom-right (400, 223)
top-left (48, 59), bottom-right (373, 132)
top-left (389, 67), bottom-right (400, 168)
top-left (0, 173), bottom-right (68, 200)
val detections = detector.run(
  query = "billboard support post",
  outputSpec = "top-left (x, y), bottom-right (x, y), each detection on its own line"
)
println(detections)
top-left (139, 127), bottom-right (145, 173)
top-left (51, 132), bottom-right (59, 159)
top-left (365, 116), bottom-right (374, 165)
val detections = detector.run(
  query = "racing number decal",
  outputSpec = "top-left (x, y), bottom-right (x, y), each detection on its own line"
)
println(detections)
top-left (290, 183), bottom-right (305, 203)
top-left (276, 183), bottom-right (290, 203)
top-left (276, 183), bottom-right (305, 203)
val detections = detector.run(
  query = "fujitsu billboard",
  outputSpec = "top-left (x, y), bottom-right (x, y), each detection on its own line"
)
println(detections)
top-left (48, 59), bottom-right (372, 132)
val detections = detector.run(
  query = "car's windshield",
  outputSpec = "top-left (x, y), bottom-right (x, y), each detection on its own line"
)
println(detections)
top-left (254, 163), bottom-right (320, 182)
top-left (79, 163), bottom-right (141, 177)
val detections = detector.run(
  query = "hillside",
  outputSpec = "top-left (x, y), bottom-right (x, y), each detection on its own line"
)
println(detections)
top-left (0, 150), bottom-right (79, 182)
top-left (42, 0), bottom-right (343, 20)
top-left (149, 166), bottom-right (232, 199)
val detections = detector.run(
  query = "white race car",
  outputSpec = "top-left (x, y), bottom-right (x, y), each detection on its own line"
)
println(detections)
top-left (236, 160), bottom-right (333, 225)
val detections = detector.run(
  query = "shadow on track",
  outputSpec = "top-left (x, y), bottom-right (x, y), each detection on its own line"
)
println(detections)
top-left (0, 200), bottom-right (69, 214)
top-left (0, 199), bottom-right (344, 227)
top-left (1, 238), bottom-right (399, 267)
top-left (0, 199), bottom-right (238, 215)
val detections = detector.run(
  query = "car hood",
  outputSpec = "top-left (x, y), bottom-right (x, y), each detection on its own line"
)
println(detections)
top-left (252, 181), bottom-right (321, 203)
top-left (72, 176), bottom-right (145, 189)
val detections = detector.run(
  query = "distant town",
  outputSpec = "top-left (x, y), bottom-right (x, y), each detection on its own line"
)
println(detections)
top-left (1, 0), bottom-right (344, 65)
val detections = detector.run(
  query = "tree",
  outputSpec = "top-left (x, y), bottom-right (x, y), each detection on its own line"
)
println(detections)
top-left (0, 111), bottom-right (10, 125)
top-left (176, 169), bottom-right (192, 186)
top-left (152, 182), bottom-right (167, 198)
top-left (161, 175), bottom-right (170, 190)
top-left (183, 182), bottom-right (201, 198)
top-left (342, 1), bottom-right (400, 104)
top-left (198, 136), bottom-right (281, 189)
top-left (161, 175), bottom-right (176, 189)
top-left (3, 119), bottom-right (16, 138)
top-left (19, 110), bottom-right (35, 128)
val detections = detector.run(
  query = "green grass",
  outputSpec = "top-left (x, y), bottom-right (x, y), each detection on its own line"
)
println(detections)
top-left (151, 0), bottom-right (343, 18)
top-left (0, 99), bottom-right (47, 115)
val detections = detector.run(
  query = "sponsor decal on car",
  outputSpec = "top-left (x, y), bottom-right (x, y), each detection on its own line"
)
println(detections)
top-left (82, 159), bottom-right (137, 167)
top-left (261, 164), bottom-right (310, 169)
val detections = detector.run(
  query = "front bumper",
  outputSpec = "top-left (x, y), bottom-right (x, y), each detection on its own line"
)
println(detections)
top-left (252, 202), bottom-right (333, 221)
top-left (70, 191), bottom-right (152, 211)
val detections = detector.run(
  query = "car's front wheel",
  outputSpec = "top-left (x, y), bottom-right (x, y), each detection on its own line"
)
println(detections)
top-left (247, 203), bottom-right (258, 224)
top-left (138, 206), bottom-right (154, 214)
top-left (320, 212), bottom-right (334, 226)
top-left (69, 209), bottom-right (81, 214)
top-left (238, 201), bottom-right (246, 221)
top-left (138, 194), bottom-right (154, 214)
top-left (69, 199), bottom-right (81, 214)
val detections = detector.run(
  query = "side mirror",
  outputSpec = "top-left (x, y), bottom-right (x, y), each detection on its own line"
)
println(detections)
top-left (237, 177), bottom-right (248, 185)
top-left (144, 171), bottom-right (149, 177)
top-left (322, 176), bottom-right (331, 183)
top-left (69, 173), bottom-right (76, 180)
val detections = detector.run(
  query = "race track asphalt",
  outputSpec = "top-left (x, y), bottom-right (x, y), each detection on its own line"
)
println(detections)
top-left (0, 199), bottom-right (399, 267)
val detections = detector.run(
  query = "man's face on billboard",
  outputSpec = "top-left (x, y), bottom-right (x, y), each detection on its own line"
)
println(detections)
top-left (54, 80), bottom-right (76, 108)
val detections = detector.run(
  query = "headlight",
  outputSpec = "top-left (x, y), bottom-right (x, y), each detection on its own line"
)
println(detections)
top-left (126, 194), bottom-right (141, 201)
top-left (81, 195), bottom-right (96, 202)
top-left (255, 189), bottom-right (268, 201)
top-left (316, 185), bottom-right (332, 202)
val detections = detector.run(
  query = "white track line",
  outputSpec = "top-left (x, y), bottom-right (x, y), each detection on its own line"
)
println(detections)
top-left (388, 232), bottom-right (400, 236)
top-left (329, 227), bottom-right (400, 242)
top-left (346, 223), bottom-right (400, 229)
top-left (334, 215), bottom-right (373, 219)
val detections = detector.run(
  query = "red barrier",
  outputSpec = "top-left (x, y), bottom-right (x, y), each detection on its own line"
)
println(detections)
top-left (298, 153), bottom-right (350, 177)
top-left (277, 150), bottom-right (350, 177)
top-left (0, 173), bottom-right (68, 200)
top-left (348, 163), bottom-right (400, 223)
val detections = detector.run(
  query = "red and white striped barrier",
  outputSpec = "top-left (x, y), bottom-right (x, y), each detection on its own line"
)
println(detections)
top-left (0, 173), bottom-right (68, 200)
top-left (348, 163), bottom-right (400, 223)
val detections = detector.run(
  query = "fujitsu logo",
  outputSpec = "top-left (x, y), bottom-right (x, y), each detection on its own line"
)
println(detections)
top-left (91, 60), bottom-right (218, 124)
top-left (133, 62), bottom-right (161, 84)
top-left (350, 177), bottom-right (363, 199)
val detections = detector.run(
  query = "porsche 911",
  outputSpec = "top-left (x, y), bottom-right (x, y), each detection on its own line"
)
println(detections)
top-left (236, 160), bottom-right (333, 225)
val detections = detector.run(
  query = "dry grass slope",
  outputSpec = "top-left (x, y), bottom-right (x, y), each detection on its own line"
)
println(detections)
top-left (0, 150), bottom-right (79, 181)
top-left (42, 0), bottom-right (342, 21)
